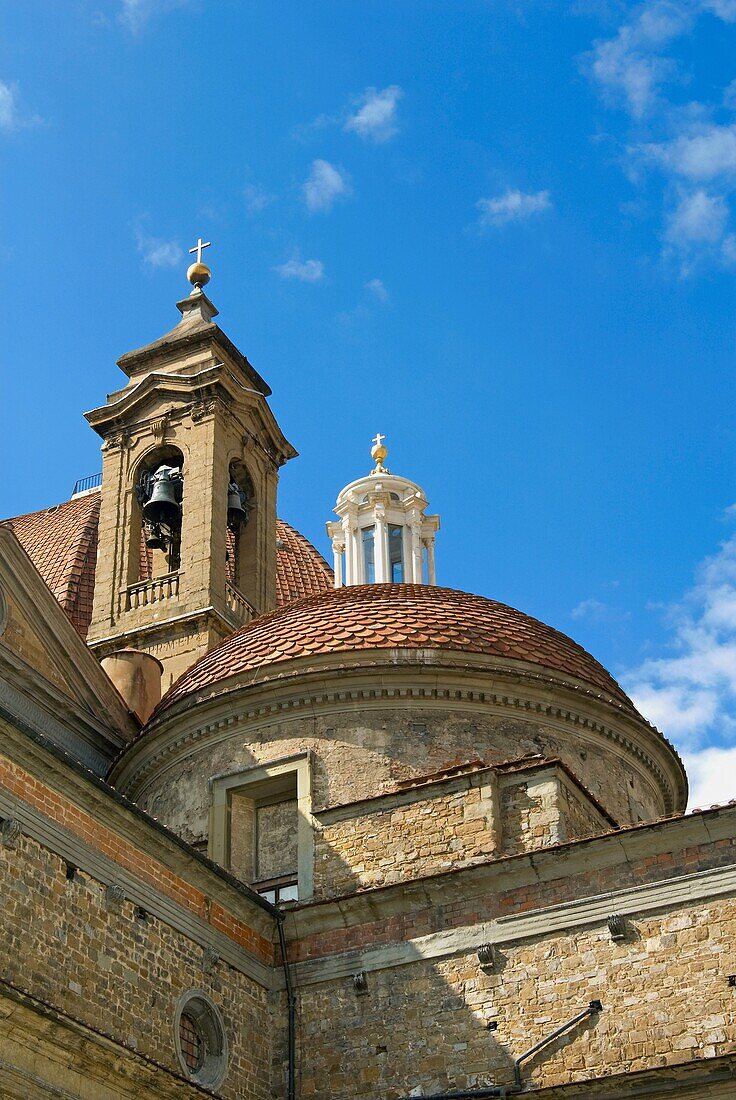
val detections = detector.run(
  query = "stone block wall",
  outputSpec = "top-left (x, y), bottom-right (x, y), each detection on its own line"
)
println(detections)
top-left (295, 894), bottom-right (736, 1098)
top-left (287, 813), bottom-right (736, 1098)
top-left (312, 761), bottom-right (612, 898)
top-left (0, 751), bottom-right (278, 1100)
top-left (558, 771), bottom-right (615, 842)
top-left (132, 703), bottom-right (657, 863)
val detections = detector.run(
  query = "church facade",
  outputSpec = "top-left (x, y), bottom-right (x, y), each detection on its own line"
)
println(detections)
top-left (0, 254), bottom-right (735, 1099)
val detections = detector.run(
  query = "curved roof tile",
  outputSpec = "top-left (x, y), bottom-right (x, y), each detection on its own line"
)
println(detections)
top-left (4, 493), bottom-right (101, 638)
top-left (158, 583), bottom-right (638, 715)
top-left (4, 493), bottom-right (333, 638)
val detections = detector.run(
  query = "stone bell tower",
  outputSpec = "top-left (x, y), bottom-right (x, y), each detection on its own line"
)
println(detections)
top-left (86, 242), bottom-right (297, 690)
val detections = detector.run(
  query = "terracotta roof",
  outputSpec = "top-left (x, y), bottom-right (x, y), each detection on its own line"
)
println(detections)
top-left (3, 492), bottom-right (333, 638)
top-left (157, 583), bottom-right (639, 714)
top-left (276, 519), bottom-right (332, 604)
top-left (3, 493), bottom-right (101, 638)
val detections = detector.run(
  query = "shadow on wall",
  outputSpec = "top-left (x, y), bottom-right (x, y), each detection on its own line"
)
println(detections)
top-left (285, 943), bottom-right (605, 1098)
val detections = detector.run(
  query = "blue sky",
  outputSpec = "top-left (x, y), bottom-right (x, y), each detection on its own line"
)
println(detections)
top-left (2, 0), bottom-right (736, 806)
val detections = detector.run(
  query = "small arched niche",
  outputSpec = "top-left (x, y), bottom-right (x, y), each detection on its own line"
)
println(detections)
top-left (226, 459), bottom-right (256, 607)
top-left (131, 445), bottom-right (185, 583)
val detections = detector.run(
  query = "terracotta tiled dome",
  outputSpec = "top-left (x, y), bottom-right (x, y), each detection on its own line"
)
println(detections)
top-left (158, 583), bottom-right (637, 715)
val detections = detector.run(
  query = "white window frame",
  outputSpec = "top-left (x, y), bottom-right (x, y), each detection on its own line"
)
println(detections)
top-left (208, 751), bottom-right (314, 901)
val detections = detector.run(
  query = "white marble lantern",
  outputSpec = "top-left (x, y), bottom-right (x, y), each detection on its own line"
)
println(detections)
top-left (326, 435), bottom-right (440, 588)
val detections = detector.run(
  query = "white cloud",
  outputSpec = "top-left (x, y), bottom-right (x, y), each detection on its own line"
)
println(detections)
top-left (702, 0), bottom-right (736, 20)
top-left (587, 1), bottom-right (692, 119)
top-left (365, 278), bottom-right (388, 302)
top-left (134, 227), bottom-right (183, 269)
top-left (477, 189), bottom-right (552, 227)
top-left (571, 598), bottom-right (631, 624)
top-left (0, 82), bottom-right (19, 131)
top-left (724, 79), bottom-right (736, 109)
top-left (665, 189), bottom-right (729, 245)
top-left (0, 79), bottom-right (41, 132)
top-left (584, 1), bottom-right (736, 271)
top-left (344, 85), bottom-right (403, 143)
top-left (622, 518), bottom-right (736, 758)
top-left (722, 233), bottom-right (736, 263)
top-left (244, 183), bottom-right (275, 215)
top-left (683, 745), bottom-right (736, 808)
top-left (274, 257), bottom-right (325, 282)
top-left (640, 124), bottom-right (736, 181)
top-left (119, 0), bottom-right (190, 33)
top-left (303, 159), bottom-right (350, 213)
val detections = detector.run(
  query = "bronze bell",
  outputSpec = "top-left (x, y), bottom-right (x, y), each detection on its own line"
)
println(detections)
top-left (227, 481), bottom-right (248, 529)
top-left (142, 475), bottom-right (181, 528)
top-left (144, 521), bottom-right (167, 550)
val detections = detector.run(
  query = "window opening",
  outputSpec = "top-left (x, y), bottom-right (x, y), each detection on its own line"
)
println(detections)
top-left (179, 1013), bottom-right (204, 1073)
top-left (388, 524), bottom-right (404, 582)
top-left (174, 991), bottom-right (228, 1088)
top-left (362, 525), bottom-right (375, 583)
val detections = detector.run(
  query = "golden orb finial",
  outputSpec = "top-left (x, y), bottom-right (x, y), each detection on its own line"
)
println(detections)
top-left (371, 432), bottom-right (389, 473)
top-left (187, 236), bottom-right (212, 290)
top-left (187, 261), bottom-right (211, 289)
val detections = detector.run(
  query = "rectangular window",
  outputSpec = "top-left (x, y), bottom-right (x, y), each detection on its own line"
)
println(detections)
top-left (362, 525), bottom-right (375, 583)
top-left (228, 773), bottom-right (299, 902)
top-left (388, 524), bottom-right (404, 582)
top-left (209, 752), bottom-right (314, 902)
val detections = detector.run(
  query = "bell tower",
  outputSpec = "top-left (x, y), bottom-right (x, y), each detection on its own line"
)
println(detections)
top-left (86, 244), bottom-right (297, 689)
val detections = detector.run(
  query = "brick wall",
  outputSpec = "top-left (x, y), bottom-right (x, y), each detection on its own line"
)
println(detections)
top-left (0, 753), bottom-right (278, 1099)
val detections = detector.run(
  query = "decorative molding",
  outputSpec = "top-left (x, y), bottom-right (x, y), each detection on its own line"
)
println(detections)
top-left (476, 943), bottom-right (496, 970)
top-left (202, 946), bottom-right (219, 974)
top-left (104, 883), bottom-right (125, 912)
top-left (0, 817), bottom-right (21, 847)
top-left (352, 970), bottom-right (368, 995)
top-left (0, 676), bottom-right (114, 776)
top-left (290, 861), bottom-right (736, 989)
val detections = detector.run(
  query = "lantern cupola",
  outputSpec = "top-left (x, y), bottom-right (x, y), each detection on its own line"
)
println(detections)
top-left (326, 435), bottom-right (440, 587)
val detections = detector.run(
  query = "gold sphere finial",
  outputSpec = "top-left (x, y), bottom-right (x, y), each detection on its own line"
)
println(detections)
top-left (371, 432), bottom-right (388, 473)
top-left (187, 261), bottom-right (211, 289)
top-left (187, 236), bottom-right (212, 291)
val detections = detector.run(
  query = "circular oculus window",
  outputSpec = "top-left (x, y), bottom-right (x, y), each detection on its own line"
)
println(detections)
top-left (174, 990), bottom-right (228, 1088)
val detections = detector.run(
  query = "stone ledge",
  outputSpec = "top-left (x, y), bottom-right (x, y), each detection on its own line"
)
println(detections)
top-left (290, 859), bottom-right (736, 987)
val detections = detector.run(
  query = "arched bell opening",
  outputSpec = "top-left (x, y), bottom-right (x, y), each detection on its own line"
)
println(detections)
top-left (131, 446), bottom-right (185, 583)
top-left (226, 460), bottom-right (256, 606)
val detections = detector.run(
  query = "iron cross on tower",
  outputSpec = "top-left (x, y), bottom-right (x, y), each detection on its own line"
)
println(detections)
top-left (189, 237), bottom-right (211, 264)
